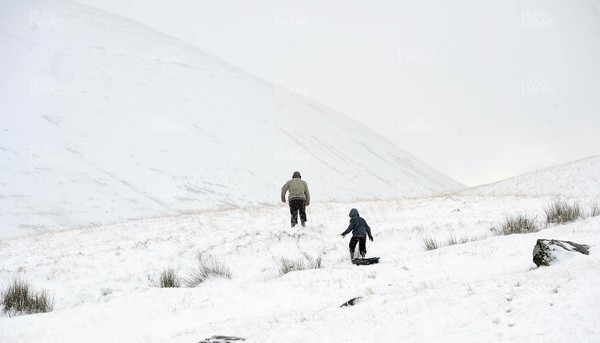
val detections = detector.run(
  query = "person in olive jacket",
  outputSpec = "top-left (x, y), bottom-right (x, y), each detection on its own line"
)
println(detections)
top-left (340, 208), bottom-right (373, 259)
top-left (281, 171), bottom-right (310, 227)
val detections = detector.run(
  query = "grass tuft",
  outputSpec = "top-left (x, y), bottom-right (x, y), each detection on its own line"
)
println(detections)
top-left (423, 236), bottom-right (440, 251)
top-left (2, 279), bottom-right (54, 316)
top-left (278, 255), bottom-right (322, 275)
top-left (159, 268), bottom-right (180, 288)
top-left (183, 254), bottom-right (232, 287)
top-left (423, 234), bottom-right (487, 251)
top-left (496, 214), bottom-right (539, 235)
top-left (590, 202), bottom-right (600, 217)
top-left (545, 200), bottom-right (583, 225)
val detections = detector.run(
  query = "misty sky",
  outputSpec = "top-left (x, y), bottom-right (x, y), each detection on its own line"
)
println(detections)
top-left (76, 0), bottom-right (600, 186)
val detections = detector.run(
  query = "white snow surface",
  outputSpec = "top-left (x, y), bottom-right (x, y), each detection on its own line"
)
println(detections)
top-left (2, 1), bottom-right (599, 341)
top-left (1, 194), bottom-right (599, 342)
top-left (459, 155), bottom-right (600, 197)
top-left (0, 0), bottom-right (462, 239)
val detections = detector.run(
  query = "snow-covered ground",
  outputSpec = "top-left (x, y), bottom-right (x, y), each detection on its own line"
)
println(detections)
top-left (0, 0), bottom-right (461, 239)
top-left (1, 194), bottom-right (598, 342)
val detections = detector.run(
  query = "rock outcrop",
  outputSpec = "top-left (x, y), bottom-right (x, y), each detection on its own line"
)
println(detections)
top-left (533, 239), bottom-right (590, 267)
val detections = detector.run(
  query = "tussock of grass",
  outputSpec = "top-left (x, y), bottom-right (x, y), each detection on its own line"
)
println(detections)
top-left (424, 200), bottom-right (593, 251)
top-left (159, 268), bottom-right (180, 288)
top-left (183, 254), bottom-right (232, 287)
top-left (423, 234), bottom-right (487, 251)
top-left (423, 236), bottom-right (440, 251)
top-left (446, 233), bottom-right (465, 246)
top-left (448, 233), bottom-right (487, 246)
top-left (496, 214), bottom-right (539, 235)
top-left (2, 279), bottom-right (54, 316)
top-left (590, 202), bottom-right (600, 217)
top-left (545, 200), bottom-right (583, 224)
top-left (278, 256), bottom-right (322, 275)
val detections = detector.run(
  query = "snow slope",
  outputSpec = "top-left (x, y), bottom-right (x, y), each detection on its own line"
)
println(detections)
top-left (0, 195), bottom-right (598, 342)
top-left (0, 0), bottom-right (462, 239)
top-left (460, 155), bottom-right (600, 197)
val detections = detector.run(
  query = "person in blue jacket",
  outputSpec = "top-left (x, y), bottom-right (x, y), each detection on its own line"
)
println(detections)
top-left (340, 208), bottom-right (373, 259)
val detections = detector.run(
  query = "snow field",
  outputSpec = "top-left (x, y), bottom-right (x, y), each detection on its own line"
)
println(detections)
top-left (1, 195), bottom-right (599, 342)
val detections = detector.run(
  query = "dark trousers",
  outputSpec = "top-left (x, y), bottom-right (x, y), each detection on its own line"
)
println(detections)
top-left (349, 236), bottom-right (367, 257)
top-left (289, 198), bottom-right (306, 226)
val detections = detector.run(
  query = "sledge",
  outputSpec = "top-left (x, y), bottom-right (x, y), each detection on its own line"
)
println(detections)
top-left (351, 257), bottom-right (380, 266)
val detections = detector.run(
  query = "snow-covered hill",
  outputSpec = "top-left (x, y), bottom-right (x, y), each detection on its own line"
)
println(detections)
top-left (0, 195), bottom-right (598, 342)
top-left (0, 0), bottom-right (462, 239)
top-left (459, 156), bottom-right (600, 197)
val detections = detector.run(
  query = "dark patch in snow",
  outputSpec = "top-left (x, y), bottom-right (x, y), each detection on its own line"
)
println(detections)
top-left (340, 296), bottom-right (362, 307)
top-left (200, 335), bottom-right (245, 343)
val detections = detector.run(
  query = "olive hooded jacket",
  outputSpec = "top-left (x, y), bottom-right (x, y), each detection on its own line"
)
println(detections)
top-left (281, 171), bottom-right (310, 205)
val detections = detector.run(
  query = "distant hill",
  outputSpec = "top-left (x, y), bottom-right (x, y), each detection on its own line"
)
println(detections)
top-left (0, 0), bottom-right (462, 238)
top-left (460, 156), bottom-right (600, 197)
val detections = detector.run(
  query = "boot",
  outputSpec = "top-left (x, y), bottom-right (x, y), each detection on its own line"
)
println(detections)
top-left (301, 219), bottom-right (306, 227)
top-left (291, 217), bottom-right (297, 228)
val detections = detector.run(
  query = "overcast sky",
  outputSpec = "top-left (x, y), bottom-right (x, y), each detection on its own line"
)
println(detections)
top-left (76, 0), bottom-right (600, 186)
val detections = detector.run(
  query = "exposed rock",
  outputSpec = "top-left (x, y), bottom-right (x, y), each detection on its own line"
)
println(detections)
top-left (340, 296), bottom-right (362, 307)
top-left (533, 239), bottom-right (590, 267)
top-left (200, 335), bottom-right (245, 343)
